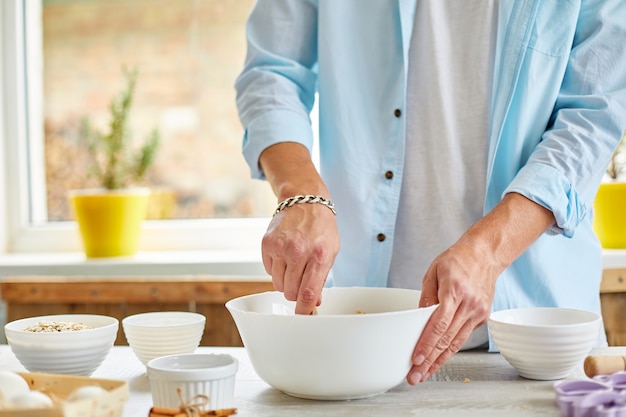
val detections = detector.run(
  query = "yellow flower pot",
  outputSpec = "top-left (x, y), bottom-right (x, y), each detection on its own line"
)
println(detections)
top-left (593, 182), bottom-right (626, 249)
top-left (69, 188), bottom-right (150, 258)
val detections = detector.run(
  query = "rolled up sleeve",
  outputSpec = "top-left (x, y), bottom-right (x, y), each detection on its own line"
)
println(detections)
top-left (242, 109), bottom-right (315, 179)
top-left (504, 162), bottom-right (587, 237)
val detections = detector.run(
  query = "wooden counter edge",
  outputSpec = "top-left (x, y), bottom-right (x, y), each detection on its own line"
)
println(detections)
top-left (601, 268), bottom-right (626, 294)
top-left (0, 275), bottom-right (273, 304)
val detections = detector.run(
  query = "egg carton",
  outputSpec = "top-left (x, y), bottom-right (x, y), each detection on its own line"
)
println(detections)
top-left (1, 372), bottom-right (129, 417)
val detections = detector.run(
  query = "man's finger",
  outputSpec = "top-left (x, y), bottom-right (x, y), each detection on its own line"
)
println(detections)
top-left (270, 258), bottom-right (287, 293)
top-left (294, 261), bottom-right (329, 315)
top-left (283, 260), bottom-right (306, 302)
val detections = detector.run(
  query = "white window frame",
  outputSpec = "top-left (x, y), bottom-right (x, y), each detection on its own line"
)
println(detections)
top-left (0, 0), bottom-right (269, 255)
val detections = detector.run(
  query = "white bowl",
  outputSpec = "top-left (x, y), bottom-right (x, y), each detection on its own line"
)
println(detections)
top-left (122, 311), bottom-right (205, 365)
top-left (4, 314), bottom-right (118, 376)
top-left (488, 307), bottom-right (602, 380)
top-left (147, 353), bottom-right (238, 410)
top-left (226, 287), bottom-right (437, 400)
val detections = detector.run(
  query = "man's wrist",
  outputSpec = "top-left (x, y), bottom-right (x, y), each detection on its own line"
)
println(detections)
top-left (274, 195), bottom-right (336, 217)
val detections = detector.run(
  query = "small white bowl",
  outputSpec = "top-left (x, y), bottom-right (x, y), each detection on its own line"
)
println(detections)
top-left (147, 353), bottom-right (238, 410)
top-left (4, 314), bottom-right (118, 376)
top-left (122, 311), bottom-right (205, 365)
top-left (488, 307), bottom-right (602, 380)
top-left (226, 287), bottom-right (437, 400)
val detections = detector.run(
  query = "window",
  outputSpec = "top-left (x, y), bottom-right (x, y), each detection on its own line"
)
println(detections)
top-left (2, 0), bottom-right (280, 253)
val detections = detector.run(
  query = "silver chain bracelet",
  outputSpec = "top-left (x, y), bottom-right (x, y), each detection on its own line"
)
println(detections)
top-left (274, 195), bottom-right (336, 217)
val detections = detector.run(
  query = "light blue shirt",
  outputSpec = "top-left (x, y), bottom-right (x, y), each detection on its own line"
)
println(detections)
top-left (236, 0), bottom-right (626, 347)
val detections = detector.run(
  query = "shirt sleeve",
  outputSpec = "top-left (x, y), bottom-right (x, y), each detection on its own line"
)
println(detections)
top-left (504, 0), bottom-right (626, 238)
top-left (234, 0), bottom-right (319, 179)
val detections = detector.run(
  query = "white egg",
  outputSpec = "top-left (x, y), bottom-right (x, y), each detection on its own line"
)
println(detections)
top-left (0, 371), bottom-right (30, 403)
top-left (9, 390), bottom-right (53, 408)
top-left (66, 385), bottom-right (108, 402)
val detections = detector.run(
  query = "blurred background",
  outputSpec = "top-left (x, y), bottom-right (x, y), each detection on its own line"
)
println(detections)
top-left (42, 0), bottom-right (276, 221)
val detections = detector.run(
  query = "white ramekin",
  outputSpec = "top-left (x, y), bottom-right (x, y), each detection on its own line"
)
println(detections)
top-left (147, 353), bottom-right (238, 410)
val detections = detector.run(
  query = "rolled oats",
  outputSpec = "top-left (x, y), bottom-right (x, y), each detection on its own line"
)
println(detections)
top-left (23, 321), bottom-right (93, 332)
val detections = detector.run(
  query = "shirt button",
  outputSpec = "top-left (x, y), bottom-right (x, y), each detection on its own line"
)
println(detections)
top-left (385, 171), bottom-right (393, 180)
top-left (377, 233), bottom-right (386, 242)
top-left (394, 109), bottom-right (402, 118)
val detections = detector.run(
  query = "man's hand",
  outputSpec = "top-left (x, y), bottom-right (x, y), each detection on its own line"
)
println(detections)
top-left (407, 237), bottom-right (499, 384)
top-left (258, 142), bottom-right (339, 315)
top-left (262, 202), bottom-right (339, 315)
top-left (407, 193), bottom-right (556, 384)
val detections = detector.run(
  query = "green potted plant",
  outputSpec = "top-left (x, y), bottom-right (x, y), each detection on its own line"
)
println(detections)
top-left (593, 130), bottom-right (626, 248)
top-left (68, 68), bottom-right (160, 258)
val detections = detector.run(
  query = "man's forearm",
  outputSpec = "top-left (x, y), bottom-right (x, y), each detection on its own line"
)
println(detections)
top-left (460, 192), bottom-right (556, 272)
top-left (259, 142), bottom-right (331, 200)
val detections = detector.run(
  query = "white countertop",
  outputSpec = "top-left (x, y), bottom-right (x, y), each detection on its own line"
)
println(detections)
top-left (3, 344), bottom-right (626, 416)
top-left (601, 248), bottom-right (626, 269)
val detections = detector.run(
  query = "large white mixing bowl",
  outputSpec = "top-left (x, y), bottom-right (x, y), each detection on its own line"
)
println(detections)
top-left (226, 287), bottom-right (437, 400)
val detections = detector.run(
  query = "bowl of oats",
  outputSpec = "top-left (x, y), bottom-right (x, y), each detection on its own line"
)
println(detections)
top-left (4, 314), bottom-right (118, 376)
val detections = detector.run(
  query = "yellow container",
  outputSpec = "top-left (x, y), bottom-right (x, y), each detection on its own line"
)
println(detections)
top-left (593, 182), bottom-right (626, 248)
top-left (146, 187), bottom-right (177, 219)
top-left (69, 188), bottom-right (150, 258)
